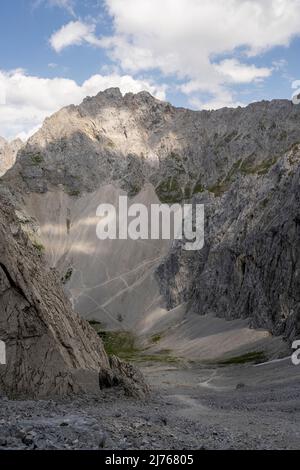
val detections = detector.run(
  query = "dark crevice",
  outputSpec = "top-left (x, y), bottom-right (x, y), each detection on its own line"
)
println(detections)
top-left (0, 262), bottom-right (29, 303)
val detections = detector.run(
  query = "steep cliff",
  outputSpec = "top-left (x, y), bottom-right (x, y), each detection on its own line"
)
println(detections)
top-left (156, 145), bottom-right (300, 342)
top-left (0, 138), bottom-right (23, 177)
top-left (0, 193), bottom-right (148, 398)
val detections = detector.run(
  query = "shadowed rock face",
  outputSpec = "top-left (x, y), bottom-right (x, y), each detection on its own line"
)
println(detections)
top-left (2, 88), bottom-right (300, 354)
top-left (0, 194), bottom-right (149, 398)
top-left (156, 146), bottom-right (300, 342)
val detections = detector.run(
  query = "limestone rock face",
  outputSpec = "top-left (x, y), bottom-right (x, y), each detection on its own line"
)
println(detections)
top-left (2, 88), bottom-right (300, 348)
top-left (0, 138), bottom-right (23, 177)
top-left (156, 146), bottom-right (300, 342)
top-left (5, 90), bottom-right (300, 200)
top-left (0, 194), bottom-right (148, 398)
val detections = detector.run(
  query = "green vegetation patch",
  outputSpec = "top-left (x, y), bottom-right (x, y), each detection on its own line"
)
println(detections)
top-left (106, 140), bottom-right (116, 148)
top-left (208, 159), bottom-right (243, 197)
top-left (30, 153), bottom-right (44, 166)
top-left (208, 181), bottom-right (231, 197)
top-left (89, 326), bottom-right (180, 364)
top-left (133, 351), bottom-right (180, 364)
top-left (32, 240), bottom-right (45, 253)
top-left (192, 180), bottom-right (205, 194)
top-left (151, 333), bottom-right (163, 344)
top-left (240, 156), bottom-right (277, 176)
top-left (66, 189), bottom-right (81, 197)
top-left (209, 154), bottom-right (279, 198)
top-left (88, 320), bottom-right (104, 334)
top-left (156, 176), bottom-right (183, 203)
top-left (97, 330), bottom-right (138, 360)
top-left (61, 267), bottom-right (73, 285)
top-left (217, 351), bottom-right (267, 365)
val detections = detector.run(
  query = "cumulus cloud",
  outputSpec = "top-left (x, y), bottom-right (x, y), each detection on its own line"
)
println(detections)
top-left (0, 69), bottom-right (166, 140)
top-left (188, 90), bottom-right (245, 112)
top-left (99, 0), bottom-right (300, 107)
top-left (104, 0), bottom-right (300, 70)
top-left (50, 21), bottom-right (102, 52)
top-left (214, 59), bottom-right (272, 85)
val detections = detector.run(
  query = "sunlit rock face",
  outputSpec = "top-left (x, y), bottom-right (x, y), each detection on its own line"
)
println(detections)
top-left (0, 138), bottom-right (23, 177)
top-left (2, 88), bottom-right (300, 359)
top-left (23, 184), bottom-right (171, 332)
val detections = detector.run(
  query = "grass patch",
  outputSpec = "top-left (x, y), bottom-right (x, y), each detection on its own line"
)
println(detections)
top-left (89, 326), bottom-right (180, 364)
top-left (30, 154), bottom-right (44, 166)
top-left (32, 240), bottom-right (45, 253)
top-left (208, 159), bottom-right (242, 197)
top-left (66, 189), bottom-right (81, 197)
top-left (156, 176), bottom-right (183, 203)
top-left (192, 180), bottom-right (205, 195)
top-left (133, 352), bottom-right (180, 364)
top-left (240, 156), bottom-right (277, 176)
top-left (106, 140), bottom-right (116, 148)
top-left (88, 320), bottom-right (104, 334)
top-left (217, 351), bottom-right (267, 365)
top-left (97, 330), bottom-right (138, 359)
top-left (208, 181), bottom-right (230, 197)
top-left (209, 155), bottom-right (279, 198)
top-left (61, 267), bottom-right (73, 285)
top-left (151, 333), bottom-right (163, 344)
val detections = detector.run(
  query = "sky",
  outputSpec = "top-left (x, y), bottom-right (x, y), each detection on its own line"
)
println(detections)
top-left (0, 0), bottom-right (300, 140)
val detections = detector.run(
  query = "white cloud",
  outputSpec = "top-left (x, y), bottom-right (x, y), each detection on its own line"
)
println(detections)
top-left (0, 69), bottom-right (166, 140)
top-left (99, 0), bottom-right (300, 108)
top-left (104, 0), bottom-right (300, 71)
top-left (214, 59), bottom-right (272, 84)
top-left (188, 91), bottom-right (245, 111)
top-left (47, 0), bottom-right (300, 109)
top-left (50, 20), bottom-right (102, 52)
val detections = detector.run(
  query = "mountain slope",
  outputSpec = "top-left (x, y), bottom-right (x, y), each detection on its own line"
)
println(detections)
top-left (2, 88), bottom-right (300, 359)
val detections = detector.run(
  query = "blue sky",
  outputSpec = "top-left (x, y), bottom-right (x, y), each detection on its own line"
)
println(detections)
top-left (0, 0), bottom-right (299, 140)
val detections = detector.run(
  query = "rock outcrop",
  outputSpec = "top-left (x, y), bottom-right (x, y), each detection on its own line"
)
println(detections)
top-left (0, 193), bottom-right (149, 398)
top-left (0, 138), bottom-right (23, 177)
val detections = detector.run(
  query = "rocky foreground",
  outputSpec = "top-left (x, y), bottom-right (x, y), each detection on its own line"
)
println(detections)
top-left (0, 359), bottom-right (299, 450)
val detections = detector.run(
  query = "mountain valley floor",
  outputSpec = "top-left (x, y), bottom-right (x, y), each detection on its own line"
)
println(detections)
top-left (0, 358), bottom-right (299, 450)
